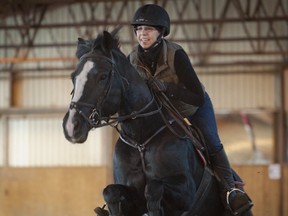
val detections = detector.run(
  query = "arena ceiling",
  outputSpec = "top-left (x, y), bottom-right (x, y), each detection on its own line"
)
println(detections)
top-left (0, 0), bottom-right (288, 73)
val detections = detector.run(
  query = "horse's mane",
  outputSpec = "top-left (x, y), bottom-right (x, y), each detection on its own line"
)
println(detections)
top-left (76, 27), bottom-right (122, 59)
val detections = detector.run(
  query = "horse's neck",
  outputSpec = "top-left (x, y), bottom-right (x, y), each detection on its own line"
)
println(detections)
top-left (119, 84), bottom-right (163, 141)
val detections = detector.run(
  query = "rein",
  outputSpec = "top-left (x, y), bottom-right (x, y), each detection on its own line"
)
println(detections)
top-left (154, 89), bottom-right (206, 152)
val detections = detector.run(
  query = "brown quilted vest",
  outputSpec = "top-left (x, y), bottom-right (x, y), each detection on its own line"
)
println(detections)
top-left (129, 40), bottom-right (199, 117)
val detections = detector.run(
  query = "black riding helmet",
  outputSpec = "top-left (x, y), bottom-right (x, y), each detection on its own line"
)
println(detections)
top-left (131, 4), bottom-right (170, 37)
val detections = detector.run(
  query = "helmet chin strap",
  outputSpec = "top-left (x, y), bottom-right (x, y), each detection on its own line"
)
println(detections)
top-left (144, 38), bottom-right (162, 52)
top-left (144, 30), bottom-right (164, 52)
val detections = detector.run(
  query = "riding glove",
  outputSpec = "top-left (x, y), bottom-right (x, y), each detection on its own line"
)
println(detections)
top-left (148, 79), bottom-right (167, 92)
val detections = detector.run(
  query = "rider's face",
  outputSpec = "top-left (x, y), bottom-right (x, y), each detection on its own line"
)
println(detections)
top-left (135, 25), bottom-right (161, 49)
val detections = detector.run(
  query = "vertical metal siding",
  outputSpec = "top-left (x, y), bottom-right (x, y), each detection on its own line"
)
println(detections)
top-left (15, 73), bottom-right (71, 108)
top-left (8, 116), bottom-right (113, 167)
top-left (0, 118), bottom-right (4, 166)
top-left (285, 69), bottom-right (288, 112)
top-left (0, 74), bottom-right (10, 108)
top-left (199, 72), bottom-right (276, 110)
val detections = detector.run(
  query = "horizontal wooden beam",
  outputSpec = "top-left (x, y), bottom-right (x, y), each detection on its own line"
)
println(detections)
top-left (1, 16), bottom-right (288, 29)
top-left (0, 107), bottom-right (67, 116)
top-left (1, 51), bottom-right (287, 63)
top-left (0, 107), bottom-right (276, 116)
top-left (0, 61), bottom-right (286, 73)
top-left (0, 57), bottom-right (77, 63)
top-left (0, 36), bottom-right (287, 50)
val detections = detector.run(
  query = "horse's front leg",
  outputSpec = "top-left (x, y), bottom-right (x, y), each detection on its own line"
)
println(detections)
top-left (145, 180), bottom-right (164, 216)
top-left (102, 184), bottom-right (144, 216)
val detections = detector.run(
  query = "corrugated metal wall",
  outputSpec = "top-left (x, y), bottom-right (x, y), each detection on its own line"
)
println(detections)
top-left (0, 118), bottom-right (5, 166)
top-left (0, 4), bottom-right (114, 167)
top-left (199, 71), bottom-right (277, 110)
top-left (0, 72), bottom-right (114, 167)
top-left (8, 116), bottom-right (112, 167)
top-left (0, 74), bottom-right (10, 108)
top-left (14, 72), bottom-right (71, 107)
top-left (0, 1), bottom-right (284, 168)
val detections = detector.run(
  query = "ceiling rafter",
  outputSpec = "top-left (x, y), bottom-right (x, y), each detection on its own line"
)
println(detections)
top-left (6, 3), bottom-right (47, 71)
top-left (1, 35), bottom-right (287, 51)
top-left (232, 0), bottom-right (258, 52)
top-left (170, 0), bottom-right (195, 53)
top-left (1, 16), bottom-right (288, 30)
top-left (259, 0), bottom-right (287, 59)
top-left (194, 0), bottom-right (231, 65)
top-left (0, 0), bottom-right (287, 72)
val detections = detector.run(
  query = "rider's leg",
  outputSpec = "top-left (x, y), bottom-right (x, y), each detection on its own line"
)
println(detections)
top-left (188, 92), bottom-right (253, 215)
top-left (210, 148), bottom-right (253, 214)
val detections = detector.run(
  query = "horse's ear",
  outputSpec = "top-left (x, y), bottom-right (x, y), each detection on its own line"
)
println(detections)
top-left (78, 38), bottom-right (85, 43)
top-left (76, 38), bottom-right (93, 59)
top-left (101, 31), bottom-right (113, 54)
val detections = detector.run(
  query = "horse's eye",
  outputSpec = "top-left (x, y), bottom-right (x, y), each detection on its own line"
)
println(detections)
top-left (100, 74), bottom-right (108, 80)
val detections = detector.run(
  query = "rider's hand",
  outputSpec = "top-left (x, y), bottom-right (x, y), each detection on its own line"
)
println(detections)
top-left (148, 79), bottom-right (167, 92)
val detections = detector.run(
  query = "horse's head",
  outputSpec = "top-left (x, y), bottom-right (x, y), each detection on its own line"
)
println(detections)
top-left (63, 28), bottom-right (127, 143)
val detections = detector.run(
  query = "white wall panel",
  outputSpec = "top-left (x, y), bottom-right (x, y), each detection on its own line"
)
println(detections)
top-left (0, 74), bottom-right (10, 108)
top-left (16, 73), bottom-right (72, 108)
top-left (0, 118), bottom-right (4, 166)
top-left (285, 69), bottom-right (288, 112)
top-left (199, 72), bottom-right (276, 110)
top-left (8, 116), bottom-right (113, 167)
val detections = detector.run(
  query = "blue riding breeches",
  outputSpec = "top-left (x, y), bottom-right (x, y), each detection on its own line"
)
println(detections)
top-left (187, 92), bottom-right (223, 155)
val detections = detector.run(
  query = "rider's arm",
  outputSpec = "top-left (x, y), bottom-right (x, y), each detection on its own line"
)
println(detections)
top-left (165, 49), bottom-right (205, 106)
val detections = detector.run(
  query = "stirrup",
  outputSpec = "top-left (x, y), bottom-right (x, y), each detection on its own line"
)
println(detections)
top-left (226, 188), bottom-right (253, 215)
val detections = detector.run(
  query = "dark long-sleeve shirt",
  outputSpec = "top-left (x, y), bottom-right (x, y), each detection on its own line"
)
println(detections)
top-left (166, 49), bottom-right (205, 106)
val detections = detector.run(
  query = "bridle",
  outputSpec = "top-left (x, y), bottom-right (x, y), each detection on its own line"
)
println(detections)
top-left (69, 52), bottom-right (162, 129)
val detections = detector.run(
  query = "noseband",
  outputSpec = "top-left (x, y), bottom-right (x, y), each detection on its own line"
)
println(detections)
top-left (69, 52), bottom-right (162, 128)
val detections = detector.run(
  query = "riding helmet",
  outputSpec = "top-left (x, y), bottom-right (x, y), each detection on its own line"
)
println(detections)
top-left (131, 4), bottom-right (170, 36)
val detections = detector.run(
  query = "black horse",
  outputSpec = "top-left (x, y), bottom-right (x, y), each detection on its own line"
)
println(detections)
top-left (62, 29), bottom-right (253, 216)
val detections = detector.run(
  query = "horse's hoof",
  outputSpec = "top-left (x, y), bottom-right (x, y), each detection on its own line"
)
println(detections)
top-left (94, 206), bottom-right (109, 216)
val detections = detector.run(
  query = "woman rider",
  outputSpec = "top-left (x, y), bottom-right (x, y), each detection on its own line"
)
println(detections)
top-left (128, 4), bottom-right (253, 215)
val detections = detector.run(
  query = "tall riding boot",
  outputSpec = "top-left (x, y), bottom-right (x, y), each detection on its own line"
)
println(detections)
top-left (210, 148), bottom-right (253, 215)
